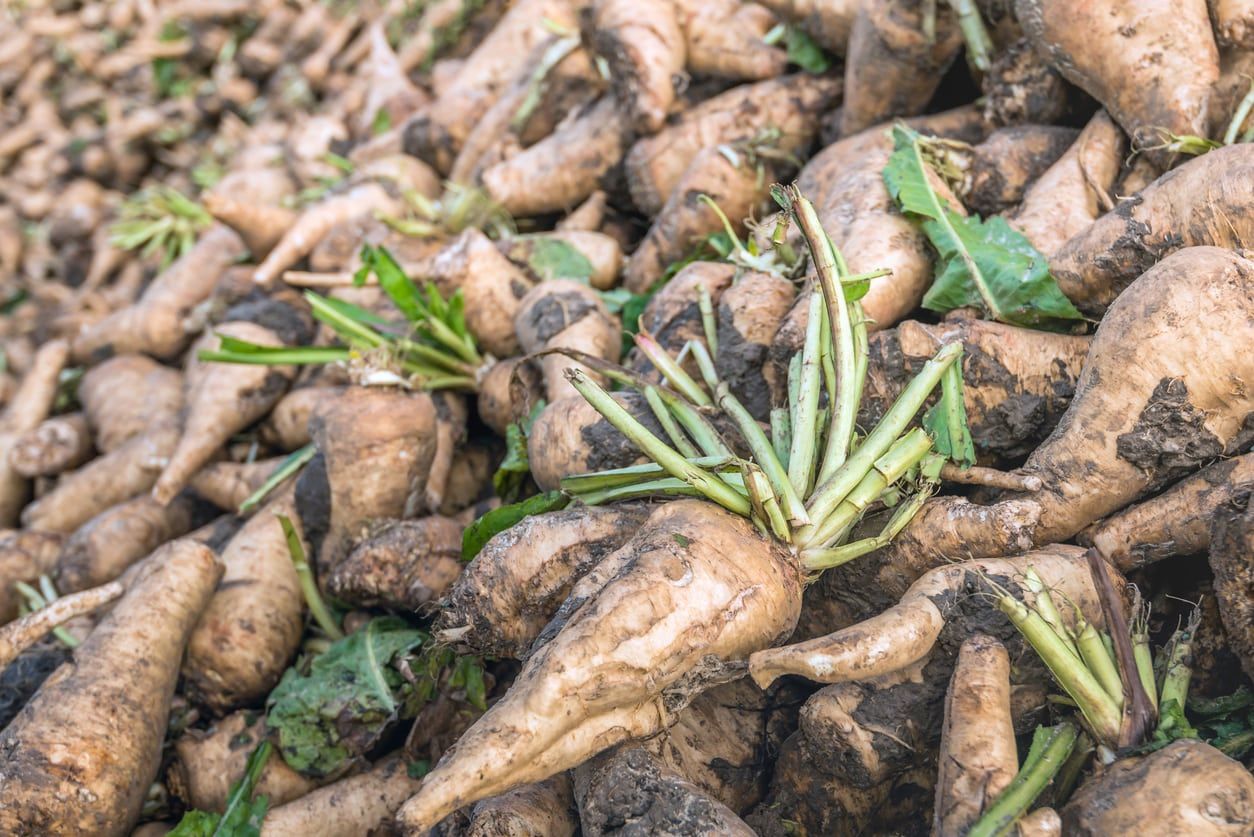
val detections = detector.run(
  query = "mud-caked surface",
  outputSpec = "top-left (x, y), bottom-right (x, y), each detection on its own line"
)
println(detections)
top-left (1116, 378), bottom-right (1227, 491)
top-left (1208, 486), bottom-right (1254, 681)
top-left (0, 640), bottom-right (69, 729)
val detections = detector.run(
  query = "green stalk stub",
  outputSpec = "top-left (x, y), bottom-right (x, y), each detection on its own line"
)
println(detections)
top-left (967, 722), bottom-right (1079, 837)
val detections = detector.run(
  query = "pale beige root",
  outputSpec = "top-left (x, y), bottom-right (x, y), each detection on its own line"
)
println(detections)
top-left (1051, 144), bottom-right (1254, 315)
top-left (0, 580), bottom-right (123, 672)
top-left (0, 531), bottom-right (63, 623)
top-left (252, 183), bottom-right (397, 285)
top-left (420, 392), bottom-right (468, 515)
top-left (440, 442), bottom-right (495, 515)
top-left (434, 503), bottom-right (650, 657)
top-left (1209, 488), bottom-right (1254, 681)
top-left (71, 225), bottom-right (247, 362)
top-left (310, 387), bottom-right (438, 572)
top-left (628, 261), bottom-right (735, 370)
top-left (501, 231), bottom-right (623, 290)
top-left (262, 756), bottom-right (423, 837)
top-left (482, 97), bottom-right (634, 218)
top-left (476, 357), bottom-right (544, 435)
top-left (933, 634), bottom-right (1018, 837)
top-left (956, 125), bottom-right (1079, 216)
top-left (21, 422), bottom-right (180, 534)
top-left (400, 0), bottom-right (582, 174)
top-left (982, 37), bottom-right (1071, 127)
top-left (259, 385), bottom-right (343, 451)
top-left (515, 279), bottom-right (622, 403)
top-left (397, 500), bottom-right (803, 832)
top-left (1081, 452), bottom-right (1254, 571)
top-left (857, 319), bottom-right (1091, 462)
top-left (593, 0), bottom-right (685, 133)
top-left (188, 456), bottom-right (286, 512)
top-left (78, 354), bottom-right (183, 453)
top-left (1008, 110), bottom-right (1125, 257)
top-left (468, 776), bottom-right (576, 837)
top-left (0, 338), bottom-right (69, 526)
top-left (1210, 47), bottom-right (1254, 136)
top-left (714, 271), bottom-right (796, 421)
top-left (0, 540), bottom-right (222, 837)
top-left (557, 190), bottom-right (608, 232)
top-left (182, 487), bottom-right (306, 712)
top-left (355, 24), bottom-right (428, 138)
top-left (756, 0), bottom-right (859, 53)
top-left (1018, 807), bottom-right (1062, 837)
top-left (673, 0), bottom-right (786, 80)
top-left (1212, 0), bottom-right (1254, 46)
top-left (152, 323), bottom-right (297, 505)
top-left (423, 228), bottom-right (535, 357)
top-left (352, 154), bottom-right (442, 198)
top-left (168, 711), bottom-right (318, 814)
top-left (1015, 0), bottom-right (1219, 166)
top-left (55, 494), bottom-right (205, 593)
top-left (748, 545), bottom-right (1101, 687)
top-left (202, 192), bottom-right (297, 260)
top-left (8, 412), bottom-right (91, 477)
top-left (526, 393), bottom-right (664, 492)
top-left (624, 145), bottom-right (773, 293)
top-left (625, 74), bottom-right (840, 216)
top-left (1062, 739), bottom-right (1254, 835)
top-left (573, 748), bottom-right (755, 837)
top-left (840, 0), bottom-right (964, 135)
top-left (326, 516), bottom-right (463, 612)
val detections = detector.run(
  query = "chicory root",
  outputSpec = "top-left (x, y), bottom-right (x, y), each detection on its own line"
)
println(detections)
top-left (593, 0), bottom-right (685, 134)
top-left (260, 385), bottom-right (344, 451)
top-left (756, 0), bottom-right (858, 54)
top-left (261, 756), bottom-right (423, 837)
top-left (949, 125), bottom-right (1079, 217)
top-left (202, 192), bottom-right (297, 259)
top-left (326, 515), bottom-right (464, 612)
top-left (672, 0), bottom-right (786, 80)
top-left (77, 354), bottom-right (183, 453)
top-left (933, 634), bottom-right (1018, 836)
top-left (0, 580), bottom-right (122, 671)
top-left (0, 531), bottom-right (63, 623)
top-left (0, 539), bottom-right (222, 836)
top-left (525, 393), bottom-right (664, 491)
top-left (54, 494), bottom-right (208, 592)
top-left (1209, 488), bottom-right (1254, 681)
top-left (468, 776), bottom-right (576, 836)
top-left (8, 412), bottom-right (92, 477)
top-left (188, 455), bottom-right (287, 512)
top-left (435, 503), bottom-right (651, 657)
top-left (0, 338), bottom-right (68, 526)
top-left (1015, 0), bottom-right (1219, 164)
top-left (515, 279), bottom-right (622, 403)
top-left (71, 224), bottom-right (247, 362)
top-left (476, 357), bottom-right (544, 435)
top-left (714, 270), bottom-right (796, 421)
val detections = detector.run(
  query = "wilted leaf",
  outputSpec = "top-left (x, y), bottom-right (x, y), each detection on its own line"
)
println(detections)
top-left (524, 238), bottom-right (595, 282)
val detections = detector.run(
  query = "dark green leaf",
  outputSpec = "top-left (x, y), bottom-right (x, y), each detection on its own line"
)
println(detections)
top-left (169, 742), bottom-right (271, 837)
top-left (266, 617), bottom-right (426, 778)
top-left (461, 491), bottom-right (570, 562)
top-left (493, 400), bottom-right (546, 503)
top-left (407, 760), bottom-right (432, 779)
top-left (371, 107), bottom-right (392, 136)
top-left (524, 238), bottom-right (595, 282)
top-left (784, 26), bottom-right (831, 73)
top-left (357, 245), bottom-right (422, 322)
top-left (883, 124), bottom-right (1085, 329)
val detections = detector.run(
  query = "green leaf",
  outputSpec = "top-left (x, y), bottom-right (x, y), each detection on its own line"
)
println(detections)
top-left (169, 742), bottom-right (271, 837)
top-left (266, 617), bottom-right (427, 778)
top-left (524, 238), bottom-right (595, 282)
top-left (493, 400), bottom-right (546, 503)
top-left (883, 124), bottom-right (1085, 329)
top-left (461, 491), bottom-right (570, 561)
top-left (922, 358), bottom-right (975, 467)
top-left (371, 107), bottom-right (392, 136)
top-left (784, 26), bottom-right (831, 73)
top-left (356, 245), bottom-right (422, 322)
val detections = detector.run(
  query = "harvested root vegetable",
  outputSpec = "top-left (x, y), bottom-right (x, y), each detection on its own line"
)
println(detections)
top-left (152, 316), bottom-right (305, 505)
top-left (8, 412), bottom-right (92, 477)
top-left (189, 455), bottom-right (287, 512)
top-left (54, 494), bottom-right (207, 592)
top-left (933, 634), bottom-right (1017, 836)
top-left (525, 393), bottom-right (663, 491)
top-left (476, 357), bottom-right (544, 435)
top-left (629, 261), bottom-right (735, 365)
top-left (21, 421), bottom-right (181, 534)
top-left (424, 228), bottom-right (535, 357)
top-left (0, 540), bottom-right (222, 836)
top-left (574, 747), bottom-right (755, 836)
top-left (840, 0), bottom-right (963, 136)
top-left (326, 516), bottom-right (464, 611)
top-left (77, 354), bottom-right (183, 453)
top-left (260, 385), bottom-right (344, 451)
top-left (482, 97), bottom-right (634, 218)
top-left (1209, 488), bottom-right (1254, 681)
top-left (593, 0), bottom-right (685, 134)
top-left (71, 225), bottom-right (247, 363)
top-left (1212, 0), bottom-right (1254, 47)
top-left (950, 125), bottom-right (1079, 217)
top-left (261, 756), bottom-right (423, 837)
top-left (624, 74), bottom-right (839, 216)
top-left (756, 0), bottom-right (858, 54)
top-left (0, 580), bottom-right (121, 671)
top-left (981, 37), bottom-right (1071, 127)
top-left (1007, 110), bottom-right (1125, 257)
top-left (501, 231), bottom-right (623, 291)
top-left (1061, 739), bottom-right (1254, 835)
top-left (168, 711), bottom-right (317, 813)
top-left (1015, 0), bottom-right (1219, 164)
top-left (0, 531), bottom-right (63, 623)
top-left (1083, 452), bottom-right (1254, 571)
top-left (672, 0), bottom-right (786, 80)
top-left (398, 500), bottom-right (803, 831)
top-left (1051, 144), bottom-right (1254, 315)
top-left (714, 270), bottom-right (796, 421)
top-left (309, 386), bottom-right (439, 571)
top-left (202, 192), bottom-right (296, 260)
top-left (515, 279), bottom-right (621, 403)
top-left (468, 776), bottom-right (576, 836)
top-left (0, 338), bottom-right (68, 526)
top-left (182, 488), bottom-right (307, 712)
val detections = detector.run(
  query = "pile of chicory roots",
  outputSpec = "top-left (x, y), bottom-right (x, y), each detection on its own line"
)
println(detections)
top-left (0, 0), bottom-right (1252, 834)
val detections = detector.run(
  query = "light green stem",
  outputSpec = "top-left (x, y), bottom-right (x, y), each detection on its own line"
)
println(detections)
top-left (1076, 622), bottom-right (1125, 708)
top-left (966, 722), bottom-right (1079, 837)
top-left (801, 483), bottom-right (932, 571)
top-left (788, 290), bottom-right (824, 497)
top-left (947, 0), bottom-right (994, 72)
top-left (633, 333), bottom-right (710, 406)
top-left (277, 514), bottom-right (344, 641)
top-left (698, 283), bottom-right (719, 356)
top-left (645, 385), bottom-right (700, 458)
